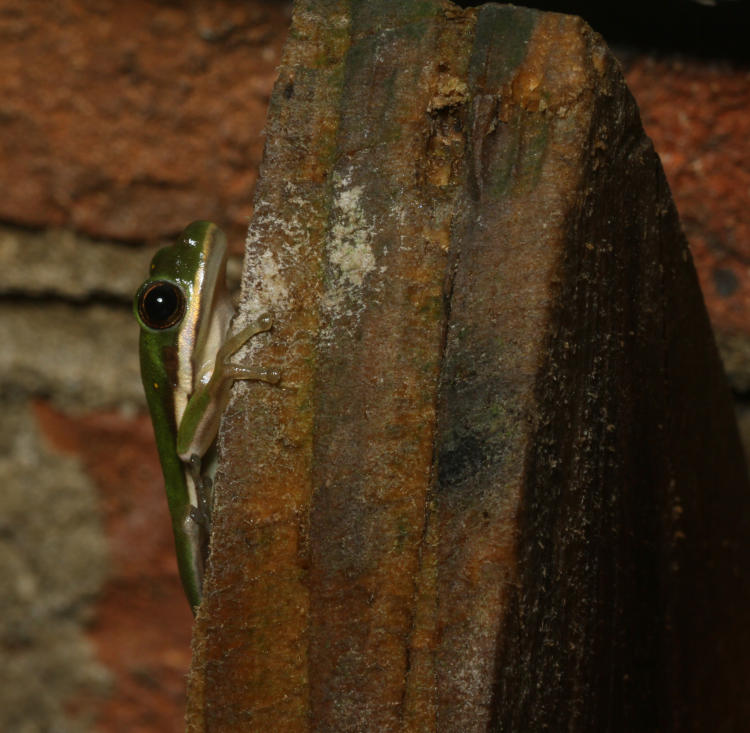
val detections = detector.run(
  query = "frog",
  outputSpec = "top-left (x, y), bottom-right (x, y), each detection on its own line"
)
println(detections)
top-left (134, 220), bottom-right (279, 612)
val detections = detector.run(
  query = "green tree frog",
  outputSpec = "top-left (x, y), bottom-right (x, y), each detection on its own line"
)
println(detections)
top-left (134, 221), bottom-right (279, 612)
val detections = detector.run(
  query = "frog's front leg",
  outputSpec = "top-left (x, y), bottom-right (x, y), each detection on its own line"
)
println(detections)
top-left (176, 312), bottom-right (281, 464)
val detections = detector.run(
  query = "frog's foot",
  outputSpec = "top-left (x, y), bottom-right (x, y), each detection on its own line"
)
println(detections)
top-left (183, 454), bottom-right (212, 599)
top-left (187, 506), bottom-right (208, 600)
top-left (188, 453), bottom-right (214, 530)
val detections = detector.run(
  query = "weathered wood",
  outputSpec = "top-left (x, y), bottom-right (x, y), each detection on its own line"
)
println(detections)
top-left (187, 1), bottom-right (750, 731)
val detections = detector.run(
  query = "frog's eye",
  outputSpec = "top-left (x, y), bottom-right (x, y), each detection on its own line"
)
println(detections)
top-left (137, 280), bottom-right (185, 330)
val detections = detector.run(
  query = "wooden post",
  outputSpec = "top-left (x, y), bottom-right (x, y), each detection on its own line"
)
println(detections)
top-left (187, 2), bottom-right (750, 730)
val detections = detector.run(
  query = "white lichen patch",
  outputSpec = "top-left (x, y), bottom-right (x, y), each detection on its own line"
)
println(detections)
top-left (321, 172), bottom-right (379, 325)
top-left (234, 183), bottom-right (318, 370)
top-left (256, 248), bottom-right (289, 303)
top-left (327, 179), bottom-right (376, 288)
top-left (238, 174), bottom-right (381, 352)
top-left (241, 183), bottom-right (312, 318)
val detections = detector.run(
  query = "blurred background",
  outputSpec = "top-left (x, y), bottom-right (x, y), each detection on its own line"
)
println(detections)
top-left (0, 0), bottom-right (747, 730)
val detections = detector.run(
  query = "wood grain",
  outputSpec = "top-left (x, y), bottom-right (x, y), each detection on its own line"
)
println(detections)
top-left (187, 2), bottom-right (750, 730)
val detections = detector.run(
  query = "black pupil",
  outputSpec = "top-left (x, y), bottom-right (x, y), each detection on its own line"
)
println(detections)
top-left (140, 281), bottom-right (184, 329)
